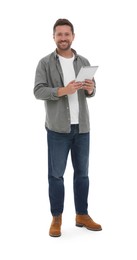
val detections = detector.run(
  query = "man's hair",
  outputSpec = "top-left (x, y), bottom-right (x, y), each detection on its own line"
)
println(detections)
top-left (53, 18), bottom-right (74, 34)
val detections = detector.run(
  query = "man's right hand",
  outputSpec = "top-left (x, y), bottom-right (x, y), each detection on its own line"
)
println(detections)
top-left (58, 81), bottom-right (82, 97)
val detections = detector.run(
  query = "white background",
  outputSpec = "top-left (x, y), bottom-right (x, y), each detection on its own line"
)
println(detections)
top-left (0, 0), bottom-right (137, 259)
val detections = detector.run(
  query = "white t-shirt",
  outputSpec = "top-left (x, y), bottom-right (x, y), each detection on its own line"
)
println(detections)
top-left (59, 55), bottom-right (79, 124)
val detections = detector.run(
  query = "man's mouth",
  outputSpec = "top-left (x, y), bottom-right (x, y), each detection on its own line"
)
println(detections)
top-left (60, 41), bottom-right (67, 44)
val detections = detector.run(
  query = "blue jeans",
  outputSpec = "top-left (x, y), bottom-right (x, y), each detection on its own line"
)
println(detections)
top-left (47, 125), bottom-right (90, 216)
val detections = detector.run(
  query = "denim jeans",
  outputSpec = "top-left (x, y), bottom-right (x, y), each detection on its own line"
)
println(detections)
top-left (47, 125), bottom-right (90, 216)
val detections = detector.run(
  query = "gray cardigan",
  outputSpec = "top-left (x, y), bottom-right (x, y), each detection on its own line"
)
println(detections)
top-left (34, 49), bottom-right (96, 133)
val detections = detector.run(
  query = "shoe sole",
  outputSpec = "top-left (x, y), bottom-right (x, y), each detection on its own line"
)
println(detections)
top-left (76, 223), bottom-right (102, 231)
top-left (49, 233), bottom-right (61, 237)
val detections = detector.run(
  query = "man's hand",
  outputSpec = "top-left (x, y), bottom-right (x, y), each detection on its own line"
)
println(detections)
top-left (82, 79), bottom-right (95, 94)
top-left (65, 80), bottom-right (82, 94)
top-left (58, 80), bottom-right (82, 97)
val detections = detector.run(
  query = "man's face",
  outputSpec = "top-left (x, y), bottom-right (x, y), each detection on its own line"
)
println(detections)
top-left (53, 25), bottom-right (75, 51)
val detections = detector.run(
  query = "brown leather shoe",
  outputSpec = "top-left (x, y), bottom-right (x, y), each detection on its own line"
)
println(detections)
top-left (76, 214), bottom-right (102, 231)
top-left (49, 215), bottom-right (62, 237)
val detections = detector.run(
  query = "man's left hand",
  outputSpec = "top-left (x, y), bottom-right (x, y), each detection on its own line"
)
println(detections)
top-left (82, 79), bottom-right (95, 94)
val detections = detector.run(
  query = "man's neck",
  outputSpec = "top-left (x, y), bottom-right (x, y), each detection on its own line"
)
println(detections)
top-left (57, 49), bottom-right (73, 58)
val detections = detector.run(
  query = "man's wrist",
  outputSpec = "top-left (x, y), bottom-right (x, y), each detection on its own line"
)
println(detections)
top-left (57, 87), bottom-right (67, 97)
top-left (87, 90), bottom-right (93, 94)
top-left (87, 89), bottom-right (94, 95)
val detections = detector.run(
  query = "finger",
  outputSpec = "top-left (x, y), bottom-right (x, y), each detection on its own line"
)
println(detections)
top-left (85, 79), bottom-right (92, 83)
top-left (74, 82), bottom-right (82, 88)
top-left (85, 80), bottom-right (94, 85)
top-left (69, 80), bottom-right (75, 84)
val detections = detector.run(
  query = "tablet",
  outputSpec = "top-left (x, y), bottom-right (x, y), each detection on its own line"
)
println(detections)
top-left (76, 66), bottom-right (98, 82)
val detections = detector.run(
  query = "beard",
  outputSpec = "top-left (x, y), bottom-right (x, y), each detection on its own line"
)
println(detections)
top-left (56, 41), bottom-right (72, 51)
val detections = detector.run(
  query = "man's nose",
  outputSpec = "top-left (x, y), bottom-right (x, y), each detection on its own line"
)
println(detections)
top-left (60, 35), bottom-right (67, 41)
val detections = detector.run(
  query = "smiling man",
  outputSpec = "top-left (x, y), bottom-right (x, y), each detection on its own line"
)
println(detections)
top-left (34, 18), bottom-right (102, 237)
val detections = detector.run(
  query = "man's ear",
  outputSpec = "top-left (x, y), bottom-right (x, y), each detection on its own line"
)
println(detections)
top-left (73, 33), bottom-right (75, 41)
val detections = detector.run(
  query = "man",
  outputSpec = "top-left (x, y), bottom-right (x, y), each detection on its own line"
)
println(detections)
top-left (34, 18), bottom-right (102, 237)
